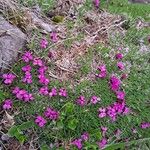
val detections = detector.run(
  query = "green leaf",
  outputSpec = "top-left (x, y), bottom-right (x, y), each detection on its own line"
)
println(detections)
top-left (57, 120), bottom-right (64, 129)
top-left (52, 15), bottom-right (64, 23)
top-left (8, 126), bottom-right (18, 137)
top-left (90, 129), bottom-right (102, 140)
top-left (68, 119), bottom-right (78, 130)
top-left (18, 121), bottom-right (34, 130)
top-left (65, 102), bottom-right (74, 113)
top-left (41, 143), bottom-right (49, 150)
top-left (84, 142), bottom-right (98, 150)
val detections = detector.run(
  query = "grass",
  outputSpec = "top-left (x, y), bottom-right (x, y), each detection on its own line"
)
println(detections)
top-left (0, 0), bottom-right (150, 150)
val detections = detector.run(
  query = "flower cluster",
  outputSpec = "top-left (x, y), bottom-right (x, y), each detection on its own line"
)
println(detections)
top-left (22, 65), bottom-right (32, 84)
top-left (110, 75), bottom-right (121, 92)
top-left (22, 51), bottom-right (33, 62)
top-left (76, 96), bottom-right (86, 106)
top-left (40, 39), bottom-right (48, 49)
top-left (98, 138), bottom-right (107, 149)
top-left (140, 122), bottom-right (150, 129)
top-left (2, 73), bottom-right (16, 85)
top-left (49, 88), bottom-right (57, 97)
top-left (59, 88), bottom-right (67, 97)
top-left (12, 87), bottom-right (34, 102)
top-left (115, 53), bottom-right (123, 60)
top-left (35, 116), bottom-right (47, 127)
top-left (39, 86), bottom-right (49, 96)
top-left (2, 99), bottom-right (12, 110)
top-left (71, 132), bottom-right (89, 149)
top-left (50, 32), bottom-right (58, 43)
top-left (117, 62), bottom-right (124, 70)
top-left (90, 96), bottom-right (100, 104)
top-left (96, 64), bottom-right (107, 78)
top-left (44, 107), bottom-right (59, 120)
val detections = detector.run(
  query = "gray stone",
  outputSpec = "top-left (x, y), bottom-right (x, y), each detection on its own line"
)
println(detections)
top-left (0, 16), bottom-right (26, 71)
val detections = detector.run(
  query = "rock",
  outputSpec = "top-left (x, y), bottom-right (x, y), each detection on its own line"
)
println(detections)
top-left (0, 16), bottom-right (26, 71)
top-left (129, 0), bottom-right (150, 3)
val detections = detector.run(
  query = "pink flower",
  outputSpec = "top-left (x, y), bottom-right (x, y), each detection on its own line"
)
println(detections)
top-left (76, 96), bottom-right (86, 106)
top-left (71, 139), bottom-right (82, 150)
top-left (22, 51), bottom-right (33, 62)
top-left (140, 122), bottom-right (150, 129)
top-left (110, 75), bottom-right (121, 91)
top-left (49, 88), bottom-right (57, 97)
top-left (12, 87), bottom-right (20, 94)
top-left (38, 66), bottom-right (48, 74)
top-left (121, 73), bottom-right (128, 80)
top-left (116, 91), bottom-right (125, 100)
top-left (117, 62), bottom-right (124, 70)
top-left (38, 75), bottom-right (50, 85)
top-left (44, 107), bottom-right (59, 120)
top-left (3, 99), bottom-right (12, 110)
top-left (115, 53), bottom-right (123, 60)
top-left (59, 88), bottom-right (67, 97)
top-left (98, 138), bottom-right (107, 149)
top-left (35, 116), bottom-right (47, 127)
top-left (50, 32), bottom-right (58, 43)
top-left (40, 39), bottom-right (48, 49)
top-left (98, 108), bottom-right (106, 118)
top-left (96, 64), bottom-right (107, 78)
top-left (81, 132), bottom-right (89, 141)
top-left (94, 0), bottom-right (100, 8)
top-left (33, 58), bottom-right (43, 67)
top-left (2, 73), bottom-right (16, 85)
top-left (90, 96), bottom-right (100, 104)
top-left (23, 93), bottom-right (34, 102)
top-left (22, 71), bottom-right (32, 84)
top-left (123, 107), bottom-right (130, 115)
top-left (22, 65), bottom-right (32, 72)
top-left (39, 86), bottom-right (49, 95)
top-left (115, 129), bottom-right (122, 139)
top-left (101, 126), bottom-right (108, 136)
top-left (107, 106), bottom-right (117, 121)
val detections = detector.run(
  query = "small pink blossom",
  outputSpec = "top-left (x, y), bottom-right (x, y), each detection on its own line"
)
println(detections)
top-left (98, 138), bottom-right (107, 149)
top-left (2, 73), bottom-right (16, 85)
top-left (115, 129), bottom-right (122, 139)
top-left (44, 107), bottom-right (59, 120)
top-left (49, 88), bottom-right (57, 97)
top-left (94, 0), bottom-right (100, 8)
top-left (121, 73), bottom-right (128, 80)
top-left (71, 139), bottom-right (82, 150)
top-left (81, 132), bottom-right (89, 141)
top-left (22, 65), bottom-right (32, 72)
top-left (90, 96), bottom-right (100, 104)
top-left (3, 99), bottom-right (12, 110)
top-left (123, 107), bottom-right (130, 115)
top-left (116, 91), bottom-right (125, 100)
top-left (76, 96), bottom-right (86, 106)
top-left (101, 126), bottom-right (108, 136)
top-left (33, 58), bottom-right (43, 67)
top-left (110, 75), bottom-right (121, 91)
top-left (140, 122), bottom-right (150, 129)
top-left (115, 53), bottom-right (123, 60)
top-left (38, 75), bottom-right (50, 85)
top-left (59, 88), bottom-right (67, 97)
top-left (22, 51), bottom-right (33, 62)
top-left (117, 62), bottom-right (125, 70)
top-left (107, 106), bottom-right (117, 121)
top-left (50, 32), bottom-right (58, 43)
top-left (98, 108), bottom-right (106, 118)
top-left (38, 66), bottom-right (48, 74)
top-left (96, 64), bottom-right (107, 78)
top-left (40, 39), bottom-right (48, 49)
top-left (22, 71), bottom-right (32, 84)
top-left (39, 86), bottom-right (49, 95)
top-left (35, 116), bottom-right (47, 127)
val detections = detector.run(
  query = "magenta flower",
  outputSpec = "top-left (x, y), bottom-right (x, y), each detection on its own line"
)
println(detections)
top-left (40, 39), bottom-right (48, 49)
top-left (3, 99), bottom-right (12, 110)
top-left (98, 138), bottom-right (107, 149)
top-left (94, 0), bottom-right (100, 8)
top-left (115, 129), bottom-right (122, 139)
top-left (110, 75), bottom-right (121, 91)
top-left (81, 132), bottom-right (89, 141)
top-left (50, 32), bottom-right (58, 43)
top-left (115, 53), bottom-right (123, 60)
top-left (39, 86), bottom-right (49, 95)
top-left (96, 64), bottom-right (107, 78)
top-left (38, 75), bottom-right (50, 85)
top-left (2, 73), bottom-right (16, 85)
top-left (22, 51), bottom-right (33, 63)
top-left (76, 96), bottom-right (86, 106)
top-left (116, 91), bottom-right (125, 100)
top-left (121, 73), bottom-right (128, 80)
top-left (59, 88), bottom-right (67, 97)
top-left (140, 122), bottom-right (150, 129)
top-left (123, 107), bottom-right (130, 115)
top-left (35, 116), bottom-right (47, 127)
top-left (71, 139), bottom-right (82, 150)
top-left (49, 88), bottom-right (57, 97)
top-left (23, 93), bottom-right (34, 102)
top-left (90, 96), bottom-right (100, 104)
top-left (44, 107), bottom-right (59, 120)
top-left (107, 106), bottom-right (117, 121)
top-left (98, 108), bottom-right (106, 118)
top-left (12, 87), bottom-right (20, 94)
top-left (33, 58), bottom-right (43, 67)
top-left (22, 65), bottom-right (32, 72)
top-left (117, 62), bottom-right (124, 70)
top-left (38, 66), bottom-right (48, 74)
top-left (22, 71), bottom-right (32, 84)
top-left (101, 126), bottom-right (108, 136)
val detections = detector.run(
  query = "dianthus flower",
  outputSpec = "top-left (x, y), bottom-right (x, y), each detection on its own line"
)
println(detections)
top-left (50, 32), bottom-right (58, 43)
top-left (35, 116), bottom-right (47, 127)
top-left (115, 53), bottom-right (123, 60)
top-left (81, 132), bottom-right (89, 141)
top-left (98, 138), bottom-right (107, 149)
top-left (101, 126), bottom-right (108, 136)
top-left (44, 107), bottom-right (59, 120)
top-left (40, 39), bottom-right (48, 49)
top-left (107, 106), bottom-right (117, 121)
top-left (2, 73), bottom-right (16, 85)
top-left (22, 51), bottom-right (33, 62)
top-left (22, 65), bottom-right (32, 72)
top-left (121, 73), bottom-right (128, 80)
top-left (33, 58), bottom-right (43, 67)
top-left (71, 138), bottom-right (82, 150)
top-left (90, 96), bottom-right (100, 104)
top-left (117, 62), bottom-right (125, 70)
top-left (98, 108), bottom-right (106, 118)
top-left (59, 88), bottom-right (67, 97)
top-left (140, 122), bottom-right (150, 129)
top-left (116, 91), bottom-right (125, 100)
top-left (96, 64), bottom-right (107, 78)
top-left (22, 71), bottom-right (32, 84)
top-left (94, 0), bottom-right (100, 8)
top-left (39, 86), bottom-right (49, 95)
top-left (110, 75), bottom-right (121, 91)
top-left (3, 99), bottom-right (12, 110)
top-left (38, 75), bottom-right (50, 85)
top-left (76, 96), bottom-right (86, 106)
top-left (38, 66), bottom-right (48, 74)
top-left (49, 88), bottom-right (57, 97)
